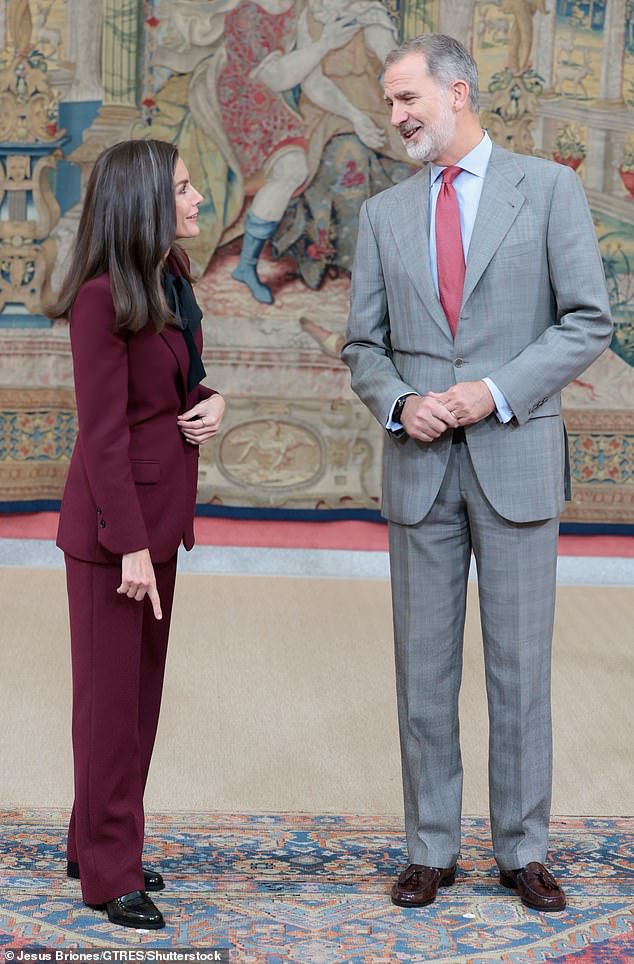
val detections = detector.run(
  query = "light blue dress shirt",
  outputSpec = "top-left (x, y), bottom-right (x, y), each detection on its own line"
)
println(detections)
top-left (387, 131), bottom-right (513, 430)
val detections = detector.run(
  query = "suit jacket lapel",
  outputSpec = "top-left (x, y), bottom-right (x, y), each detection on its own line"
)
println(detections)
top-left (462, 145), bottom-right (526, 307)
top-left (160, 324), bottom-right (190, 406)
top-left (388, 147), bottom-right (528, 331)
top-left (389, 169), bottom-right (450, 335)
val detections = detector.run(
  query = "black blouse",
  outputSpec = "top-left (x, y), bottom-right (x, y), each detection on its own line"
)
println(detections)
top-left (162, 270), bottom-right (207, 392)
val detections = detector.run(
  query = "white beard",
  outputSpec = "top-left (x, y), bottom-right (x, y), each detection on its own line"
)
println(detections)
top-left (401, 98), bottom-right (457, 164)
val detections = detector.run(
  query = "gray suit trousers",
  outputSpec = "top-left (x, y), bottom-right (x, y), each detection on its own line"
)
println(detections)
top-left (388, 435), bottom-right (559, 871)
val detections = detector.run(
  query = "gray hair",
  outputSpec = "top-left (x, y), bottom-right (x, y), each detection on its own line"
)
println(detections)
top-left (384, 33), bottom-right (480, 113)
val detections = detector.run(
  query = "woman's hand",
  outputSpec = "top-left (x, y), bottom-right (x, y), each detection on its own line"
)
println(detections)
top-left (117, 548), bottom-right (162, 620)
top-left (177, 393), bottom-right (226, 446)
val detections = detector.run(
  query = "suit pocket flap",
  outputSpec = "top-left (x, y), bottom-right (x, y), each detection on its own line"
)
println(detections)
top-left (130, 459), bottom-right (160, 484)
top-left (499, 240), bottom-right (539, 262)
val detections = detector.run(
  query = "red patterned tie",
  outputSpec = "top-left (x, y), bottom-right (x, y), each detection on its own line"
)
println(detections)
top-left (435, 166), bottom-right (465, 338)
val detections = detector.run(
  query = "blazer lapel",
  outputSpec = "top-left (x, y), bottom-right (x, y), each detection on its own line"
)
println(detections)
top-left (462, 145), bottom-right (526, 307)
top-left (386, 151), bottom-right (526, 337)
top-left (160, 324), bottom-right (190, 406)
top-left (389, 169), bottom-right (450, 336)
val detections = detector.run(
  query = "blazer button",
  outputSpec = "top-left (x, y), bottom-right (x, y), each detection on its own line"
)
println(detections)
top-left (454, 358), bottom-right (465, 367)
top-left (99, 519), bottom-right (106, 528)
top-left (96, 507), bottom-right (102, 515)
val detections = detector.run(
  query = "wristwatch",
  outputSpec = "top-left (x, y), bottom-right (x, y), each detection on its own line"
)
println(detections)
top-left (392, 394), bottom-right (411, 424)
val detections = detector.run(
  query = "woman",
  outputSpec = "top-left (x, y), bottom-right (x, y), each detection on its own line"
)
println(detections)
top-left (48, 140), bottom-right (225, 930)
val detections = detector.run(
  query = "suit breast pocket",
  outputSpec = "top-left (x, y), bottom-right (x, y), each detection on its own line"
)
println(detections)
top-left (498, 239), bottom-right (540, 263)
top-left (130, 459), bottom-right (161, 484)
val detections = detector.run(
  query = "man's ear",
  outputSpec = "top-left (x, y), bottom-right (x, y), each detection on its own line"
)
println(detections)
top-left (451, 80), bottom-right (470, 111)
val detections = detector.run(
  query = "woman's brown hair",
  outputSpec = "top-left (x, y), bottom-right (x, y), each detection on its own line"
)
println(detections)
top-left (47, 138), bottom-right (192, 332)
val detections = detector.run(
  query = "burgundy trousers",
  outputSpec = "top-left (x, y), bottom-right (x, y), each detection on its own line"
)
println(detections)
top-left (64, 552), bottom-right (177, 905)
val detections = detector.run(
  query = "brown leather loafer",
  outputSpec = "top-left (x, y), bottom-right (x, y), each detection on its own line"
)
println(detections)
top-left (500, 862), bottom-right (566, 911)
top-left (391, 863), bottom-right (456, 907)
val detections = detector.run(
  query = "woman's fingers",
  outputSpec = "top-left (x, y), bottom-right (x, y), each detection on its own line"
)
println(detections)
top-left (147, 584), bottom-right (163, 621)
top-left (117, 549), bottom-right (162, 619)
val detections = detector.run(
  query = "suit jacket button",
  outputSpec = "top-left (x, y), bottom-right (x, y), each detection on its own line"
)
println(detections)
top-left (96, 507), bottom-right (102, 515)
top-left (99, 519), bottom-right (106, 528)
top-left (454, 358), bottom-right (465, 367)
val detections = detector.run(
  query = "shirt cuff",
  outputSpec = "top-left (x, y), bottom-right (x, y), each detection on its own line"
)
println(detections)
top-left (483, 378), bottom-right (514, 423)
top-left (386, 393), bottom-right (417, 432)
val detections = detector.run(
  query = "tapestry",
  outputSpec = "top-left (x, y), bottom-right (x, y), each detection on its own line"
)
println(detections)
top-left (0, 0), bottom-right (632, 522)
top-left (1, 810), bottom-right (633, 961)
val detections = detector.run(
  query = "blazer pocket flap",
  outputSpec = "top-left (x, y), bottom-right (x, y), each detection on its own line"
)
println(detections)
top-left (130, 459), bottom-right (161, 484)
top-left (499, 240), bottom-right (539, 262)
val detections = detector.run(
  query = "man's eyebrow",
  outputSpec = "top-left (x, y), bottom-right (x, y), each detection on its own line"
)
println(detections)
top-left (384, 88), bottom-right (416, 102)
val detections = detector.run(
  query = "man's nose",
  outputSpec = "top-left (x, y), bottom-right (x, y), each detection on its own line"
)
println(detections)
top-left (391, 103), bottom-right (408, 127)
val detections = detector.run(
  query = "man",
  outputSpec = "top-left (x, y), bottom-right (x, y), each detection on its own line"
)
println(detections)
top-left (342, 34), bottom-right (612, 913)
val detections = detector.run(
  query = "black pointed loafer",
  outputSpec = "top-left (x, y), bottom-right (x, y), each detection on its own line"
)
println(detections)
top-left (89, 890), bottom-right (165, 929)
top-left (67, 860), bottom-right (165, 892)
top-left (500, 862), bottom-right (566, 911)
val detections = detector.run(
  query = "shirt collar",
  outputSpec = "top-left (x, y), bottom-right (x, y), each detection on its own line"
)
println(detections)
top-left (430, 130), bottom-right (492, 185)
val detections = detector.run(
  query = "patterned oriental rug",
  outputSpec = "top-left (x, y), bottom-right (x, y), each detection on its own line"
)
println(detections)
top-left (1, 811), bottom-right (632, 963)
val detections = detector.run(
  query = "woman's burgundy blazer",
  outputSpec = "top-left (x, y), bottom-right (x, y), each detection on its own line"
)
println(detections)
top-left (57, 268), bottom-right (215, 565)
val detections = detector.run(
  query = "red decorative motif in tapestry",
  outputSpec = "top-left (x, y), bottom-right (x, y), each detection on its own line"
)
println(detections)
top-left (216, 1), bottom-right (307, 180)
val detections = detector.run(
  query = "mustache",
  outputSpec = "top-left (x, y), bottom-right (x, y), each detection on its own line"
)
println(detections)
top-left (398, 122), bottom-right (420, 135)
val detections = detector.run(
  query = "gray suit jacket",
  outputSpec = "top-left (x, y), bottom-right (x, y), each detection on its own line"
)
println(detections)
top-left (342, 143), bottom-right (613, 524)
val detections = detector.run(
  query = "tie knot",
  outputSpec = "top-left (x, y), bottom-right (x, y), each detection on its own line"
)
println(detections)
top-left (441, 165), bottom-right (463, 185)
